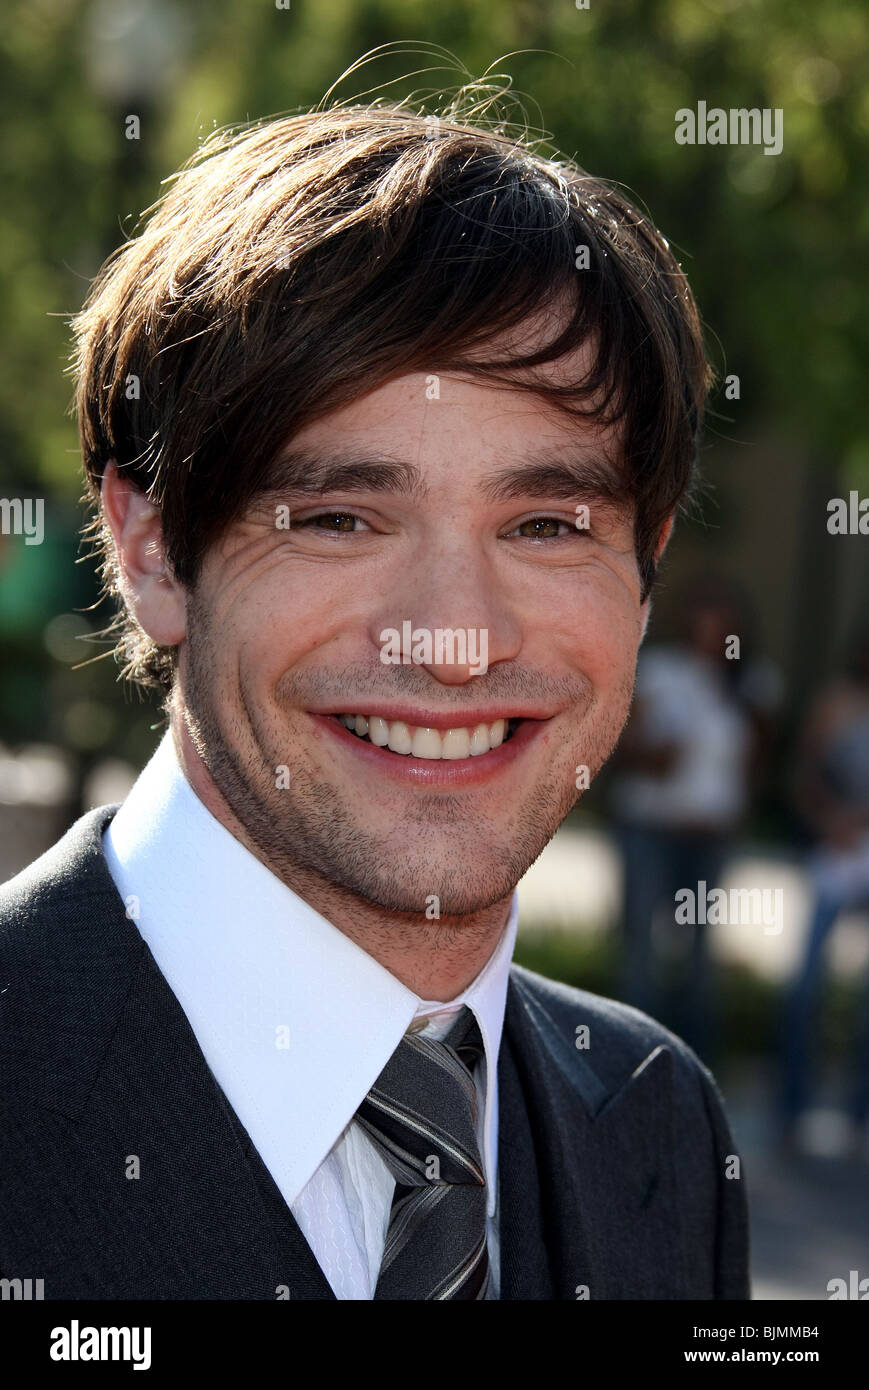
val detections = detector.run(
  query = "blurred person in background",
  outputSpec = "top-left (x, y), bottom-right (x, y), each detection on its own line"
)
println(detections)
top-left (780, 628), bottom-right (869, 1152)
top-left (608, 578), bottom-right (781, 1063)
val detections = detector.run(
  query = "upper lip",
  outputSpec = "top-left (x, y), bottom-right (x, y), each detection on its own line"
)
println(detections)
top-left (309, 706), bottom-right (557, 731)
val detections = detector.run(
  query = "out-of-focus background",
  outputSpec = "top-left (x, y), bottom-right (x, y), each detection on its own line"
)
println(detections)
top-left (2, 0), bottom-right (868, 1299)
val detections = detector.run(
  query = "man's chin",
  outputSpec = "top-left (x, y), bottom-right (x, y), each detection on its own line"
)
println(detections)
top-left (347, 880), bottom-right (515, 919)
top-left (320, 838), bottom-right (537, 918)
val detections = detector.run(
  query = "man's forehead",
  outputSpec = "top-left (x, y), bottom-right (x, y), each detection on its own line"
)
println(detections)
top-left (284, 346), bottom-right (618, 467)
top-left (267, 310), bottom-right (625, 503)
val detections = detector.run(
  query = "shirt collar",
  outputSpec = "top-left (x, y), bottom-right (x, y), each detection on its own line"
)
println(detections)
top-left (102, 730), bottom-right (516, 1215)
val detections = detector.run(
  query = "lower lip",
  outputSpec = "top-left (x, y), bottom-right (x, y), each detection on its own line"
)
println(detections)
top-left (308, 714), bottom-right (547, 787)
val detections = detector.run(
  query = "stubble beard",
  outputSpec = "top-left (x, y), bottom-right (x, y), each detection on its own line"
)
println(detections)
top-left (179, 593), bottom-right (635, 917)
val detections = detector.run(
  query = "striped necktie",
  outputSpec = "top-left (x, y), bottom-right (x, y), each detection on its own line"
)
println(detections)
top-left (356, 1005), bottom-right (490, 1300)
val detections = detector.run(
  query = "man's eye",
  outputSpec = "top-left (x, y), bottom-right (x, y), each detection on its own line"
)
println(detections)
top-left (295, 512), bottom-right (364, 532)
top-left (509, 517), bottom-right (574, 539)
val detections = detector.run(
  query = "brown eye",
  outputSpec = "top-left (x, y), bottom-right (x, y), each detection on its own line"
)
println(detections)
top-left (517, 517), bottom-right (562, 538)
top-left (312, 513), bottom-right (357, 531)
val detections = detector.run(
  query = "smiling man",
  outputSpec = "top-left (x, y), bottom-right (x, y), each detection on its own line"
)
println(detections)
top-left (0, 100), bottom-right (749, 1300)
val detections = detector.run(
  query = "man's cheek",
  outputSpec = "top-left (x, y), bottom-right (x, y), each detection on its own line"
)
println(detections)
top-left (573, 626), bottom-right (632, 685)
top-left (236, 617), bottom-right (299, 677)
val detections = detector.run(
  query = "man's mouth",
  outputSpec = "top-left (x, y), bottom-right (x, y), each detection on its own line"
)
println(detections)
top-left (331, 713), bottom-right (521, 760)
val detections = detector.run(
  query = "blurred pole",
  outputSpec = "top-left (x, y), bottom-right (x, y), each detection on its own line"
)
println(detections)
top-left (82, 0), bottom-right (194, 256)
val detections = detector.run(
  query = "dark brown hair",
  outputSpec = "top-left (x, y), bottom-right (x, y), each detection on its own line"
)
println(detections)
top-left (72, 97), bottom-right (712, 690)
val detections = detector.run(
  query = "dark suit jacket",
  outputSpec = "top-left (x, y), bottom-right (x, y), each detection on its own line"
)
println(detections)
top-left (0, 806), bottom-right (750, 1299)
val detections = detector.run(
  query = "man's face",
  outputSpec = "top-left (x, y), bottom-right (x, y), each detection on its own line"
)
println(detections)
top-left (178, 362), bottom-right (653, 915)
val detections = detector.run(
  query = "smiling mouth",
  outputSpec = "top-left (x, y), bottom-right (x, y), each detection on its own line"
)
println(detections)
top-left (331, 713), bottom-right (522, 760)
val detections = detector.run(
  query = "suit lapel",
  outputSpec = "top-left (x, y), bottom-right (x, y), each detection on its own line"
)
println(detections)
top-left (9, 806), bottom-right (335, 1299)
top-left (109, 940), bottom-right (339, 1300)
top-left (498, 971), bottom-right (688, 1300)
top-left (497, 1018), bottom-right (554, 1298)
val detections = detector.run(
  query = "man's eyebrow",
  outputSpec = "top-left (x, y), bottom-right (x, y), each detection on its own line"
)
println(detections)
top-left (257, 446), bottom-right (627, 507)
top-left (258, 448), bottom-right (429, 500)
top-left (478, 455), bottom-right (628, 505)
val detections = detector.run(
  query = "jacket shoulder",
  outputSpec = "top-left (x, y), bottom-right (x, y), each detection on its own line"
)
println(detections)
top-left (508, 961), bottom-right (725, 1103)
top-left (0, 805), bottom-right (139, 1115)
top-left (508, 963), bottom-right (751, 1299)
top-left (0, 805), bottom-right (120, 933)
top-left (510, 960), bottom-right (697, 1060)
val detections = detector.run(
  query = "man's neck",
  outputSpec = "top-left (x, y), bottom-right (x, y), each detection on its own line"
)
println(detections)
top-left (170, 721), bottom-right (512, 1000)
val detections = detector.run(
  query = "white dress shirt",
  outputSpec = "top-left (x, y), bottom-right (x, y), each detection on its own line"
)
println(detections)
top-left (102, 732), bottom-right (518, 1299)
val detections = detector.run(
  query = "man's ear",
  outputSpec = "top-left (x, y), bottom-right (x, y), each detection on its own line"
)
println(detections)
top-left (639, 513), bottom-right (675, 641)
top-left (100, 461), bottom-right (186, 648)
top-left (654, 513), bottom-right (676, 564)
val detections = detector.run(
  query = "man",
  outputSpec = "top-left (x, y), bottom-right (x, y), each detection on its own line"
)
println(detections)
top-left (609, 578), bottom-right (781, 1062)
top-left (780, 628), bottom-right (869, 1151)
top-left (0, 98), bottom-right (749, 1299)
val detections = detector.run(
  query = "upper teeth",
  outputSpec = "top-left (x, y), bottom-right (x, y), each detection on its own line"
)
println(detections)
top-left (338, 714), bottom-right (511, 759)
